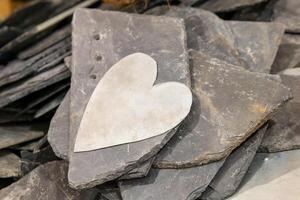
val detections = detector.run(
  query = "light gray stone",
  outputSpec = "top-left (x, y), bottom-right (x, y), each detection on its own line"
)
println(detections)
top-left (0, 151), bottom-right (21, 178)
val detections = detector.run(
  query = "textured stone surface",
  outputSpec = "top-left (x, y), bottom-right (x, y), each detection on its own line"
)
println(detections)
top-left (165, 7), bottom-right (284, 73)
top-left (68, 9), bottom-right (189, 189)
top-left (260, 68), bottom-right (300, 152)
top-left (201, 125), bottom-right (267, 200)
top-left (0, 27), bottom-right (22, 47)
top-left (273, 0), bottom-right (300, 33)
top-left (199, 0), bottom-right (267, 12)
top-left (153, 51), bottom-right (291, 168)
top-left (0, 161), bottom-right (98, 200)
top-left (119, 160), bottom-right (224, 200)
top-left (271, 34), bottom-right (300, 74)
top-left (0, 151), bottom-right (21, 178)
top-left (0, 63), bottom-right (70, 108)
top-left (228, 150), bottom-right (300, 200)
top-left (0, 126), bottom-right (44, 150)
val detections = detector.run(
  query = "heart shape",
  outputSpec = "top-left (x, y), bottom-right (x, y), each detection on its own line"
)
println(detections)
top-left (74, 53), bottom-right (192, 152)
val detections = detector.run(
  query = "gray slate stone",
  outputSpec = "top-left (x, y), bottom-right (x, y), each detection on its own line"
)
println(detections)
top-left (119, 160), bottom-right (224, 200)
top-left (200, 125), bottom-right (267, 200)
top-left (0, 63), bottom-right (70, 108)
top-left (271, 34), bottom-right (300, 74)
top-left (0, 151), bottom-right (21, 178)
top-left (0, 161), bottom-right (98, 200)
top-left (199, 0), bottom-right (267, 13)
top-left (68, 9), bottom-right (189, 189)
top-left (259, 68), bottom-right (300, 152)
top-left (0, 27), bottom-right (22, 47)
top-left (273, 0), bottom-right (300, 33)
top-left (165, 7), bottom-right (284, 73)
top-left (0, 126), bottom-right (44, 150)
top-left (153, 51), bottom-right (291, 168)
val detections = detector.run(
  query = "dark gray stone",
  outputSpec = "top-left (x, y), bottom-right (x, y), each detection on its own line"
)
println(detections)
top-left (0, 126), bottom-right (44, 150)
top-left (0, 63), bottom-right (70, 108)
top-left (165, 7), bottom-right (284, 73)
top-left (271, 34), bottom-right (300, 74)
top-left (0, 26), bottom-right (22, 47)
top-left (153, 51), bottom-right (291, 168)
top-left (0, 151), bottom-right (21, 178)
top-left (273, 0), bottom-right (300, 33)
top-left (200, 125), bottom-right (267, 200)
top-left (119, 160), bottom-right (224, 200)
top-left (259, 68), bottom-right (300, 152)
top-left (199, 0), bottom-right (267, 13)
top-left (0, 161), bottom-right (98, 200)
top-left (68, 9), bottom-right (189, 189)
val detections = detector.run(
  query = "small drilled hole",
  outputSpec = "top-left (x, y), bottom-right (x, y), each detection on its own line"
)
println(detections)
top-left (95, 54), bottom-right (102, 61)
top-left (93, 34), bottom-right (100, 40)
top-left (90, 74), bottom-right (97, 79)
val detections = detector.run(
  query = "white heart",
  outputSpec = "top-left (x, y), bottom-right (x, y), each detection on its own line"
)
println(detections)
top-left (74, 53), bottom-right (192, 152)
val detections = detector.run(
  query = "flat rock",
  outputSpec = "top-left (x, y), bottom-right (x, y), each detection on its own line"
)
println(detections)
top-left (69, 9), bottom-right (189, 189)
top-left (0, 151), bottom-right (21, 178)
top-left (199, 0), bottom-right (267, 13)
top-left (0, 126), bottom-right (44, 150)
top-left (201, 125), bottom-right (267, 200)
top-left (259, 68), bottom-right (300, 152)
top-left (165, 7), bottom-right (284, 73)
top-left (271, 34), bottom-right (300, 74)
top-left (153, 51), bottom-right (291, 168)
top-left (0, 27), bottom-right (22, 47)
top-left (119, 160), bottom-right (224, 200)
top-left (228, 150), bottom-right (300, 200)
top-left (273, 0), bottom-right (300, 33)
top-left (0, 63), bottom-right (70, 108)
top-left (0, 161), bottom-right (98, 200)
top-left (48, 92), bottom-right (156, 180)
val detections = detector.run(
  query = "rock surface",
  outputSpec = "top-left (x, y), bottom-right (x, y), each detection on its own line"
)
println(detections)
top-left (0, 126), bottom-right (44, 150)
top-left (201, 125), bottom-right (267, 200)
top-left (260, 68), bottom-right (300, 152)
top-left (153, 51), bottom-right (291, 168)
top-left (0, 151), bottom-right (21, 178)
top-left (69, 9), bottom-right (189, 189)
top-left (119, 160), bottom-right (224, 200)
top-left (228, 150), bottom-right (300, 200)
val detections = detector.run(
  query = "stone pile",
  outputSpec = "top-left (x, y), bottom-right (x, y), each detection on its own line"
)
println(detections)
top-left (0, 0), bottom-right (299, 200)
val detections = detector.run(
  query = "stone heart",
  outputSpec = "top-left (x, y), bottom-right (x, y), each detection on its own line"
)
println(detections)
top-left (74, 53), bottom-right (192, 152)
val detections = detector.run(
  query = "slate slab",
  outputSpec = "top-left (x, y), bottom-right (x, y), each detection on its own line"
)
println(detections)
top-left (228, 150), bottom-right (300, 200)
top-left (153, 51), bottom-right (291, 168)
top-left (165, 7), bottom-right (284, 73)
top-left (0, 151), bottom-right (21, 178)
top-left (0, 27), bottom-right (22, 47)
top-left (271, 34), bottom-right (300, 74)
top-left (119, 160), bottom-right (224, 200)
top-left (0, 63), bottom-right (70, 108)
top-left (69, 9), bottom-right (189, 189)
top-left (200, 125), bottom-right (267, 200)
top-left (48, 93), bottom-right (156, 179)
top-left (199, 0), bottom-right (267, 13)
top-left (259, 68), bottom-right (300, 152)
top-left (0, 161), bottom-right (99, 200)
top-left (0, 126), bottom-right (44, 150)
top-left (273, 0), bottom-right (300, 33)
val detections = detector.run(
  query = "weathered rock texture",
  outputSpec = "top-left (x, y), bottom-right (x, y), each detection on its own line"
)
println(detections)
top-left (0, 151), bottom-right (21, 178)
top-left (153, 51), bottom-right (291, 168)
top-left (69, 9), bottom-right (190, 189)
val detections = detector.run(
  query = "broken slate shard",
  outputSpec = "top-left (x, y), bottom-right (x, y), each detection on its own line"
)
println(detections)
top-left (74, 53), bottom-right (192, 152)
top-left (0, 126), bottom-right (44, 150)
top-left (201, 125), bottom-right (267, 200)
top-left (119, 160), bottom-right (224, 200)
top-left (47, 92), bottom-right (155, 180)
top-left (165, 7), bottom-right (284, 73)
top-left (0, 151), bottom-right (21, 178)
top-left (153, 51), bottom-right (291, 168)
top-left (0, 161), bottom-right (98, 200)
top-left (199, 0), bottom-right (267, 13)
top-left (271, 34), bottom-right (300, 74)
top-left (273, 0), bottom-right (300, 33)
top-left (228, 150), bottom-right (300, 200)
top-left (69, 9), bottom-right (189, 189)
top-left (260, 68), bottom-right (300, 152)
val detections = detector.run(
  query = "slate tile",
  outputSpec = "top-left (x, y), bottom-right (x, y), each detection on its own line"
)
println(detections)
top-left (0, 151), bottom-right (21, 178)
